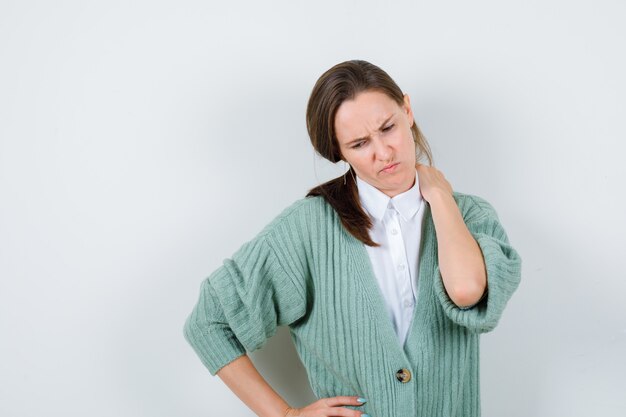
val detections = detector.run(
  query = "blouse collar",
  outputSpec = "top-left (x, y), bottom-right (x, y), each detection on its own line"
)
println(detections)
top-left (356, 168), bottom-right (422, 222)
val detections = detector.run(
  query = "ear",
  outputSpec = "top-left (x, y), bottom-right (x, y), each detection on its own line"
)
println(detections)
top-left (403, 93), bottom-right (414, 127)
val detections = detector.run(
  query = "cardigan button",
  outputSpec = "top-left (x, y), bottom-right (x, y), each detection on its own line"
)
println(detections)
top-left (395, 368), bottom-right (411, 383)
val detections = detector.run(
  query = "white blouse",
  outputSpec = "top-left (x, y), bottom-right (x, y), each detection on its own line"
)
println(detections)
top-left (356, 169), bottom-right (425, 348)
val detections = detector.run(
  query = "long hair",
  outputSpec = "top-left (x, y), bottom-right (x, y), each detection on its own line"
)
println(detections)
top-left (305, 60), bottom-right (434, 246)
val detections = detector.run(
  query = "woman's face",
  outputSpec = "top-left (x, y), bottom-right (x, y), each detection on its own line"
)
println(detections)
top-left (334, 90), bottom-right (417, 198)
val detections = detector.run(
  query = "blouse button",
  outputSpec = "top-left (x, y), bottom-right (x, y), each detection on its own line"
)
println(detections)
top-left (395, 368), bottom-right (412, 383)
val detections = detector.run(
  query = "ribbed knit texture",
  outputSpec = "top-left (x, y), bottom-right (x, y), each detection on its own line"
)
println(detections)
top-left (183, 192), bottom-right (522, 417)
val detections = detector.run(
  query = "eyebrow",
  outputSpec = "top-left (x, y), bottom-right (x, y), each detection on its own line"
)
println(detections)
top-left (344, 115), bottom-right (394, 146)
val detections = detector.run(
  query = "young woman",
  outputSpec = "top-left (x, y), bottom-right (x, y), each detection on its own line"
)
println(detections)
top-left (184, 60), bottom-right (522, 417)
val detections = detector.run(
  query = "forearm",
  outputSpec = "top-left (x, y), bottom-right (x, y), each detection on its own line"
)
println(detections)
top-left (217, 354), bottom-right (292, 417)
top-left (429, 191), bottom-right (487, 307)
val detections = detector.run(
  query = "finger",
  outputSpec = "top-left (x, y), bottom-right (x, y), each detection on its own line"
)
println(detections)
top-left (323, 396), bottom-right (366, 407)
top-left (326, 407), bottom-right (367, 417)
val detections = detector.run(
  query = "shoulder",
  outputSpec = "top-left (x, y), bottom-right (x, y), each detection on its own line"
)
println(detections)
top-left (451, 190), bottom-right (500, 224)
top-left (256, 195), bottom-right (333, 239)
top-left (268, 195), bottom-right (330, 224)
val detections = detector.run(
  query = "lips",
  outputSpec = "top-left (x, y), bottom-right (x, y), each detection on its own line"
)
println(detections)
top-left (381, 162), bottom-right (399, 172)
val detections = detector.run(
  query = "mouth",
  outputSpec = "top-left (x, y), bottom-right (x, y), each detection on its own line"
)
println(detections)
top-left (380, 162), bottom-right (399, 173)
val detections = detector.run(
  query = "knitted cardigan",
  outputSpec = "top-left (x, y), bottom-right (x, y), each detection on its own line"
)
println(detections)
top-left (183, 191), bottom-right (522, 417)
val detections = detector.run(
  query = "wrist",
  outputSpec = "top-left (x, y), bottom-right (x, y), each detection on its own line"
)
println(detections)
top-left (282, 406), bottom-right (297, 417)
top-left (426, 188), bottom-right (454, 208)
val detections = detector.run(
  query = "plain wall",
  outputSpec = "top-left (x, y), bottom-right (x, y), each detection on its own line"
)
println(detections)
top-left (1, 0), bottom-right (624, 416)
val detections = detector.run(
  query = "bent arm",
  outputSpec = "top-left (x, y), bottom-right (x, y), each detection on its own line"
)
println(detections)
top-left (432, 194), bottom-right (522, 333)
top-left (183, 231), bottom-right (308, 375)
top-left (429, 190), bottom-right (487, 308)
top-left (183, 204), bottom-right (311, 413)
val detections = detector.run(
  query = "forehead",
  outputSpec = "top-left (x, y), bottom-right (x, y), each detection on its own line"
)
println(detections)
top-left (334, 90), bottom-right (400, 142)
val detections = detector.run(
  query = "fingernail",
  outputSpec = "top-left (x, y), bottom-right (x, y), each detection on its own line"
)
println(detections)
top-left (357, 397), bottom-right (367, 403)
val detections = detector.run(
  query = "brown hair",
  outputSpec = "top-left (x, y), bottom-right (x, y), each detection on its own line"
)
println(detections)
top-left (305, 60), bottom-right (434, 247)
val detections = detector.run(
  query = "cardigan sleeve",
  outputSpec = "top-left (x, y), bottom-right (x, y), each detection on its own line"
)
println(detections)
top-left (183, 222), bottom-right (309, 376)
top-left (432, 194), bottom-right (522, 334)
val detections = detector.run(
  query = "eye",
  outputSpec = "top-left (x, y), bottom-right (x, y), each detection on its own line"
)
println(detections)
top-left (382, 124), bottom-right (394, 132)
top-left (352, 141), bottom-right (364, 149)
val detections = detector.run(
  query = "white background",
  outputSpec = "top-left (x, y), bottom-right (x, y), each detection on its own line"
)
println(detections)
top-left (1, 1), bottom-right (625, 416)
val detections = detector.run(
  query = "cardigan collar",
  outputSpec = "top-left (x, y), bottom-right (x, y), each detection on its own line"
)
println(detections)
top-left (356, 168), bottom-right (422, 223)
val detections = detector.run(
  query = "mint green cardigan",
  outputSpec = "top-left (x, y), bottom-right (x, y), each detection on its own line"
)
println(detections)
top-left (183, 192), bottom-right (522, 417)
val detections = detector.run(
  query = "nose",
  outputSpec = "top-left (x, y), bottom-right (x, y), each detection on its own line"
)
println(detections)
top-left (373, 137), bottom-right (392, 162)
